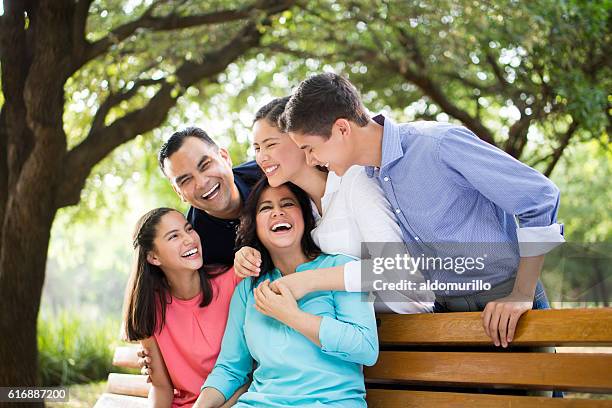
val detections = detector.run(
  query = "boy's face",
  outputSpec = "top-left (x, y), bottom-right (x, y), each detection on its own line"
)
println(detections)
top-left (288, 119), bottom-right (353, 176)
top-left (162, 137), bottom-right (238, 218)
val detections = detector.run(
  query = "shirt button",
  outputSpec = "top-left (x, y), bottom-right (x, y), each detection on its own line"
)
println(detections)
top-left (415, 237), bottom-right (420, 241)
top-left (395, 208), bottom-right (401, 214)
top-left (383, 177), bottom-right (390, 182)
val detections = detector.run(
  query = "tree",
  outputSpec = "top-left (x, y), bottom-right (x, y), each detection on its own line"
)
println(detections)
top-left (0, 0), bottom-right (294, 390)
top-left (270, 0), bottom-right (610, 175)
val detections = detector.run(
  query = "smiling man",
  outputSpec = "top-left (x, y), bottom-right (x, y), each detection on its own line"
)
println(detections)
top-left (158, 127), bottom-right (262, 266)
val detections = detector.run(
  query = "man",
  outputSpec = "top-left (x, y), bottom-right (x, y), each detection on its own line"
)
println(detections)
top-left (138, 126), bottom-right (262, 378)
top-left (274, 72), bottom-right (564, 348)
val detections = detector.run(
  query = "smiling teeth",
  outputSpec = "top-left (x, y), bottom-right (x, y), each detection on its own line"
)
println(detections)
top-left (265, 165), bottom-right (279, 174)
top-left (271, 222), bottom-right (292, 232)
top-left (182, 248), bottom-right (198, 257)
top-left (201, 183), bottom-right (220, 199)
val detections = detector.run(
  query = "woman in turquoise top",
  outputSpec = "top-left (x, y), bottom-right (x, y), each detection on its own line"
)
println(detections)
top-left (193, 179), bottom-right (378, 407)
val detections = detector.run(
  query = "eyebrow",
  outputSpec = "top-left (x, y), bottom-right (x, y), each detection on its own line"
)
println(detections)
top-left (163, 221), bottom-right (190, 239)
top-left (298, 145), bottom-right (309, 150)
top-left (174, 155), bottom-right (210, 185)
top-left (253, 137), bottom-right (278, 147)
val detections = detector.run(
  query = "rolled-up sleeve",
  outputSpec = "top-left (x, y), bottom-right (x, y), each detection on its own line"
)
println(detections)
top-left (318, 290), bottom-right (379, 366)
top-left (439, 126), bottom-right (564, 256)
top-left (202, 281), bottom-right (252, 400)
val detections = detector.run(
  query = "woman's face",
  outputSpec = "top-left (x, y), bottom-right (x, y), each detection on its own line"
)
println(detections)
top-left (147, 211), bottom-right (203, 272)
top-left (253, 119), bottom-right (308, 187)
top-left (255, 185), bottom-right (305, 253)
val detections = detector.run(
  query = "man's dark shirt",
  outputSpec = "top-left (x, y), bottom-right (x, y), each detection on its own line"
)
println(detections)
top-left (187, 160), bottom-right (263, 266)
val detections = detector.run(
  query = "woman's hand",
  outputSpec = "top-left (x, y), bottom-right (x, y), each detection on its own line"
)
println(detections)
top-left (234, 246), bottom-right (262, 278)
top-left (253, 280), bottom-right (300, 326)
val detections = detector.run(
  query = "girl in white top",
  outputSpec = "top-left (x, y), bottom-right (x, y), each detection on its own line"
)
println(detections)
top-left (234, 97), bottom-right (433, 314)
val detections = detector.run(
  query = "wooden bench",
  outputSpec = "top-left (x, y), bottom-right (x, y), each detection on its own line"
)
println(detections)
top-left (95, 308), bottom-right (612, 407)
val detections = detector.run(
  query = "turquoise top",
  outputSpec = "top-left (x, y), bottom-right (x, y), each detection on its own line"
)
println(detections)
top-left (203, 253), bottom-right (378, 407)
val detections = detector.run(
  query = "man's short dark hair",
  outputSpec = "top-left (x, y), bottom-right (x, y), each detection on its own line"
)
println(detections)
top-left (279, 73), bottom-right (370, 138)
top-left (158, 127), bottom-right (217, 175)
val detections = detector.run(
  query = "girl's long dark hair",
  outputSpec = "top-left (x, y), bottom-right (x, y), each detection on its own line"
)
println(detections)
top-left (236, 179), bottom-right (321, 288)
top-left (123, 208), bottom-right (228, 341)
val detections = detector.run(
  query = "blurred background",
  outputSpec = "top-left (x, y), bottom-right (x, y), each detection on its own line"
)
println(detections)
top-left (0, 0), bottom-right (609, 404)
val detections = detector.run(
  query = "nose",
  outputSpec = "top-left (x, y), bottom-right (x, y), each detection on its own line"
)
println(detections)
top-left (193, 172), bottom-right (208, 190)
top-left (271, 206), bottom-right (285, 217)
top-left (305, 151), bottom-right (320, 167)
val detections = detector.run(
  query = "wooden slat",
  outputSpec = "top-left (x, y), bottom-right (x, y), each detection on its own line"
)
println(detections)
top-left (366, 389), bottom-right (612, 408)
top-left (113, 346), bottom-right (140, 369)
top-left (365, 352), bottom-right (612, 393)
top-left (94, 393), bottom-right (149, 408)
top-left (377, 308), bottom-right (612, 347)
top-left (106, 373), bottom-right (151, 397)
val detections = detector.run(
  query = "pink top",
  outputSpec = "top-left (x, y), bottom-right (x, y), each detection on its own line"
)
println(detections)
top-left (154, 268), bottom-right (240, 407)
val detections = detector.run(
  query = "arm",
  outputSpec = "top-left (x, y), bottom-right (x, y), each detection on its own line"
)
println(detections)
top-left (257, 279), bottom-right (378, 366)
top-left (199, 282), bottom-right (253, 405)
top-left (438, 127), bottom-right (563, 344)
top-left (140, 337), bottom-right (174, 408)
top-left (438, 126), bottom-right (564, 257)
top-left (319, 289), bottom-right (379, 366)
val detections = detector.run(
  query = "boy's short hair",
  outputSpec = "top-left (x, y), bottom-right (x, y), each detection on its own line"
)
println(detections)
top-left (158, 127), bottom-right (217, 175)
top-left (279, 73), bottom-right (370, 138)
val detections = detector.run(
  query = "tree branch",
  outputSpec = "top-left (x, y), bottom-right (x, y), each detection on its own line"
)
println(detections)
top-left (56, 21), bottom-right (269, 208)
top-left (82, 0), bottom-right (291, 65)
top-left (544, 120), bottom-right (579, 177)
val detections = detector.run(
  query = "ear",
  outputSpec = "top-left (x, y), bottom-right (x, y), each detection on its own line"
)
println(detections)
top-left (333, 118), bottom-right (352, 141)
top-left (147, 251), bottom-right (162, 266)
top-left (218, 147), bottom-right (233, 167)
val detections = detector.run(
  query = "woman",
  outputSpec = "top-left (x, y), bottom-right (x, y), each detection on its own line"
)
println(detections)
top-left (194, 180), bottom-right (378, 407)
top-left (235, 97), bottom-right (433, 313)
top-left (123, 208), bottom-right (245, 407)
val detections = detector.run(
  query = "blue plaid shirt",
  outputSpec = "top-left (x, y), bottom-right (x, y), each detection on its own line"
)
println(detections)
top-left (362, 115), bottom-right (564, 290)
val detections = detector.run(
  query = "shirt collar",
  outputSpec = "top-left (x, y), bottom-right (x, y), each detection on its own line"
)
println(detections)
top-left (365, 114), bottom-right (404, 177)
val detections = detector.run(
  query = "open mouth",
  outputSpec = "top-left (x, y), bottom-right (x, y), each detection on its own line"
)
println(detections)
top-left (201, 183), bottom-right (220, 200)
top-left (181, 247), bottom-right (199, 258)
top-left (270, 222), bottom-right (292, 233)
top-left (264, 165), bottom-right (279, 175)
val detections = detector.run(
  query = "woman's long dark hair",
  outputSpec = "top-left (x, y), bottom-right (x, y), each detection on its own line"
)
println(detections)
top-left (236, 179), bottom-right (321, 288)
top-left (123, 208), bottom-right (227, 341)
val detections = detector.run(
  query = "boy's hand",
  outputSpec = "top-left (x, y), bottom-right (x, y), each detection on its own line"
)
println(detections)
top-left (234, 246), bottom-right (261, 278)
top-left (269, 271), bottom-right (312, 301)
top-left (481, 292), bottom-right (533, 348)
top-left (136, 346), bottom-right (152, 382)
top-left (254, 280), bottom-right (300, 325)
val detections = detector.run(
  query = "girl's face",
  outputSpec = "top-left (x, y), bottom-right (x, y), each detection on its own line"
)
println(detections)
top-left (253, 119), bottom-right (308, 187)
top-left (147, 211), bottom-right (203, 272)
top-left (255, 185), bottom-right (305, 252)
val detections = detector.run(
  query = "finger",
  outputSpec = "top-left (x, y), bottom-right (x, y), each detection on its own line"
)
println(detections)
top-left (498, 311), bottom-right (511, 348)
top-left (254, 286), bottom-right (268, 307)
top-left (482, 303), bottom-right (494, 338)
top-left (507, 312), bottom-right (521, 343)
top-left (276, 282), bottom-right (293, 299)
top-left (259, 281), bottom-right (277, 299)
top-left (246, 248), bottom-right (262, 266)
top-left (240, 258), bottom-right (260, 276)
top-left (269, 281), bottom-right (281, 294)
top-left (489, 305), bottom-right (503, 347)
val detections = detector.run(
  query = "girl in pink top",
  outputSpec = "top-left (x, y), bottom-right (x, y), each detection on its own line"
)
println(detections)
top-left (123, 208), bottom-right (243, 407)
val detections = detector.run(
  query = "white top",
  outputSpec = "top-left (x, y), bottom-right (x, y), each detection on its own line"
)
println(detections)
top-left (310, 165), bottom-right (433, 314)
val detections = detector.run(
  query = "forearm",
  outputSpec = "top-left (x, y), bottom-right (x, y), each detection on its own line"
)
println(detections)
top-left (305, 266), bottom-right (346, 292)
top-left (193, 387), bottom-right (226, 408)
top-left (512, 255), bottom-right (545, 298)
top-left (220, 380), bottom-right (250, 407)
top-left (148, 385), bottom-right (174, 408)
top-left (283, 309), bottom-right (323, 346)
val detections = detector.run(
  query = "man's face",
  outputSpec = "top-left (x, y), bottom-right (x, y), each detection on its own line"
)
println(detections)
top-left (288, 119), bottom-right (353, 176)
top-left (162, 137), bottom-right (238, 218)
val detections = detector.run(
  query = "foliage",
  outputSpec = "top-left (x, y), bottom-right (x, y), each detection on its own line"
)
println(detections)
top-left (37, 311), bottom-right (126, 386)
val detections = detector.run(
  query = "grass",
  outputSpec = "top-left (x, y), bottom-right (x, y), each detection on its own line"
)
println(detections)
top-left (37, 311), bottom-right (126, 386)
